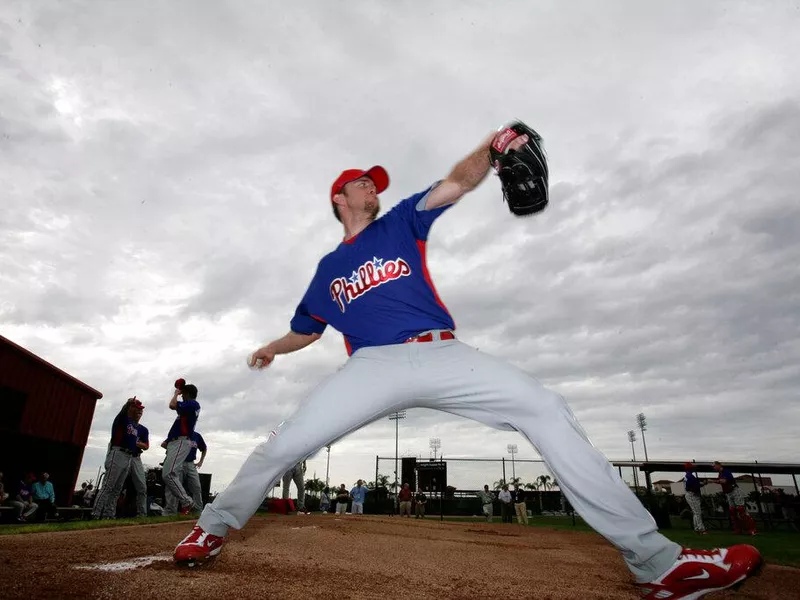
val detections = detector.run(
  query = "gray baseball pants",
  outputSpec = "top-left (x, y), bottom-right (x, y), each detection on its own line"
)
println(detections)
top-left (92, 446), bottom-right (132, 519)
top-left (685, 491), bottom-right (705, 532)
top-left (183, 461), bottom-right (204, 510)
top-left (281, 463), bottom-right (305, 511)
top-left (130, 456), bottom-right (148, 517)
top-left (162, 437), bottom-right (193, 511)
top-left (197, 339), bottom-right (681, 583)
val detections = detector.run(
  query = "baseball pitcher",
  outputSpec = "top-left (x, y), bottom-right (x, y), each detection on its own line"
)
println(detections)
top-left (172, 123), bottom-right (762, 599)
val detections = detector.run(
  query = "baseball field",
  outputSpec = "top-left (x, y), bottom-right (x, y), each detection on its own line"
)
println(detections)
top-left (0, 514), bottom-right (798, 599)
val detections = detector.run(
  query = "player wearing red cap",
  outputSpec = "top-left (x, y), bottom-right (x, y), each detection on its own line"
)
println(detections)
top-left (91, 397), bottom-right (143, 519)
top-left (173, 131), bottom-right (762, 598)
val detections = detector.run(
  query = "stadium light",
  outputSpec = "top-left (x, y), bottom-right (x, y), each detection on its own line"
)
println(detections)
top-left (507, 443), bottom-right (518, 481)
top-left (636, 413), bottom-right (649, 462)
top-left (627, 430), bottom-right (639, 492)
top-left (389, 411), bottom-right (407, 510)
top-left (429, 437), bottom-right (441, 461)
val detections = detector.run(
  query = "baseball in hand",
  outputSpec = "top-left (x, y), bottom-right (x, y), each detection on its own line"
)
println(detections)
top-left (247, 353), bottom-right (266, 370)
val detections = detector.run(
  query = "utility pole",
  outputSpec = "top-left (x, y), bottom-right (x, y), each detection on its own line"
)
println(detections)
top-left (627, 430), bottom-right (640, 494)
top-left (325, 445), bottom-right (331, 488)
top-left (389, 411), bottom-right (407, 512)
top-left (507, 444), bottom-right (518, 481)
top-left (636, 413), bottom-right (649, 462)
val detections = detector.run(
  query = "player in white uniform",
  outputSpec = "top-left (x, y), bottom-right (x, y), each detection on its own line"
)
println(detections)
top-left (173, 129), bottom-right (761, 598)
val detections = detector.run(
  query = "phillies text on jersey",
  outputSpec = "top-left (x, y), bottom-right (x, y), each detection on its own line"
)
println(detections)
top-left (290, 183), bottom-right (456, 355)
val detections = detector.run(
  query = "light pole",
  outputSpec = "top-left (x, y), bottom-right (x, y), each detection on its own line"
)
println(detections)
top-left (507, 444), bottom-right (518, 481)
top-left (389, 411), bottom-right (407, 509)
top-left (429, 437), bottom-right (441, 461)
top-left (627, 430), bottom-right (639, 493)
top-left (636, 413), bottom-right (649, 462)
top-left (325, 445), bottom-right (331, 488)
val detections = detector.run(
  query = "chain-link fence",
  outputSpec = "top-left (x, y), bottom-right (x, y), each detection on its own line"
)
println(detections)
top-left (366, 455), bottom-right (573, 517)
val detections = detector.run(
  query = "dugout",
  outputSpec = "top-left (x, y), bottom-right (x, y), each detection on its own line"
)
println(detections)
top-left (615, 459), bottom-right (800, 531)
top-left (0, 334), bottom-right (103, 507)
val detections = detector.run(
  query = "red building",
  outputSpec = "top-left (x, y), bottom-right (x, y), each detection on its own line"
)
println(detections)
top-left (0, 334), bottom-right (103, 506)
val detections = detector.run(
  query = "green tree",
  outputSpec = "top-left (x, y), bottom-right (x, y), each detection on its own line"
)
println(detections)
top-left (536, 475), bottom-right (552, 511)
top-left (305, 477), bottom-right (325, 496)
top-left (493, 478), bottom-right (506, 491)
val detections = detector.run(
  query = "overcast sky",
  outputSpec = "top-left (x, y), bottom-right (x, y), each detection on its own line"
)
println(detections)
top-left (2, 1), bottom-right (799, 496)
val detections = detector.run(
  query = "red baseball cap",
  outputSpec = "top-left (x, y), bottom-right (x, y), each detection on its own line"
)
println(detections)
top-left (330, 166), bottom-right (389, 200)
top-left (129, 396), bottom-right (145, 410)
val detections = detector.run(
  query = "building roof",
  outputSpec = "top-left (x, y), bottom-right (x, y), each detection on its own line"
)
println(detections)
top-left (0, 334), bottom-right (103, 398)
top-left (613, 460), bottom-right (800, 476)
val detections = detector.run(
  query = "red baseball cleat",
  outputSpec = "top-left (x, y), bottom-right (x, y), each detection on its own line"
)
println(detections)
top-left (638, 545), bottom-right (762, 599)
top-left (178, 503), bottom-right (193, 516)
top-left (174, 525), bottom-right (226, 567)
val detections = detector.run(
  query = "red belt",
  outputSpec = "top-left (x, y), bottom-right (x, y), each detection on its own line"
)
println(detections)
top-left (405, 330), bottom-right (455, 343)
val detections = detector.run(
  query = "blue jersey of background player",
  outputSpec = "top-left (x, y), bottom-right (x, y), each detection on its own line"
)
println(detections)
top-left (714, 464), bottom-right (738, 494)
top-left (290, 175), bottom-right (456, 356)
top-left (185, 432), bottom-right (207, 463)
top-left (110, 409), bottom-right (138, 452)
top-left (683, 467), bottom-right (702, 494)
top-left (167, 388), bottom-right (201, 442)
top-left (133, 423), bottom-right (149, 457)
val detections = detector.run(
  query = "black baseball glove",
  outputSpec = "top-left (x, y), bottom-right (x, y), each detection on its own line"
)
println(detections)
top-left (489, 121), bottom-right (549, 217)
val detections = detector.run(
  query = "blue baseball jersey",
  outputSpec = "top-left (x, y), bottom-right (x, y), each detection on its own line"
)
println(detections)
top-left (133, 424), bottom-right (149, 457)
top-left (684, 471), bottom-right (701, 494)
top-left (111, 412), bottom-right (139, 452)
top-left (185, 431), bottom-right (207, 463)
top-left (167, 399), bottom-right (201, 441)
top-left (719, 468), bottom-right (737, 493)
top-left (290, 184), bottom-right (456, 355)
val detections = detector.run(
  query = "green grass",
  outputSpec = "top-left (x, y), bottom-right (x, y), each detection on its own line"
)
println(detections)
top-left (0, 514), bottom-right (195, 536)
top-left (441, 514), bottom-right (800, 569)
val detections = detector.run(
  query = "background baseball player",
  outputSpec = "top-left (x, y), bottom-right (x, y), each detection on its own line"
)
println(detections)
top-left (129, 403), bottom-right (150, 517)
top-left (350, 479), bottom-right (368, 515)
top-left (183, 430), bottom-right (207, 512)
top-left (161, 431), bottom-right (205, 514)
top-left (712, 461), bottom-right (757, 535)
top-left (91, 397), bottom-right (141, 519)
top-left (173, 123), bottom-right (762, 598)
top-left (281, 460), bottom-right (307, 514)
top-left (682, 462), bottom-right (706, 535)
top-left (162, 381), bottom-right (201, 516)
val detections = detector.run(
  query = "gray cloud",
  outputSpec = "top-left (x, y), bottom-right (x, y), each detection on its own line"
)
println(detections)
top-left (3, 1), bottom-right (799, 492)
